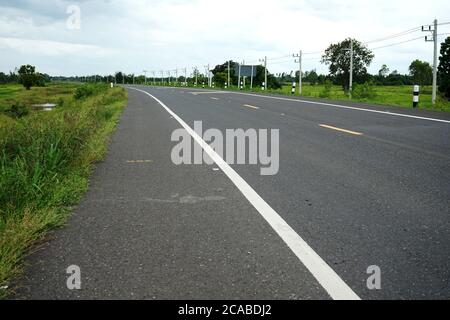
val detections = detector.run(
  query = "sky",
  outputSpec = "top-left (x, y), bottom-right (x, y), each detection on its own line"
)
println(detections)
top-left (0, 0), bottom-right (449, 77)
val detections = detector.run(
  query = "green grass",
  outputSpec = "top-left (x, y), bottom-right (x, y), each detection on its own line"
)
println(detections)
top-left (0, 83), bottom-right (80, 113)
top-left (0, 82), bottom-right (127, 298)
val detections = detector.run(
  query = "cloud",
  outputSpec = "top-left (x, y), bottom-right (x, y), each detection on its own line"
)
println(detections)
top-left (0, 36), bottom-right (114, 57)
top-left (0, 0), bottom-right (449, 76)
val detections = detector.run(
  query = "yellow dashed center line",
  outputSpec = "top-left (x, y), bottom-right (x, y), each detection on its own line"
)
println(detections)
top-left (243, 104), bottom-right (260, 109)
top-left (319, 124), bottom-right (363, 136)
top-left (126, 160), bottom-right (153, 163)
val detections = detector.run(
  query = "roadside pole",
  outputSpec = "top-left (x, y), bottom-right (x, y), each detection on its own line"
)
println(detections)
top-left (432, 19), bottom-right (438, 105)
top-left (227, 60), bottom-right (230, 89)
top-left (293, 50), bottom-right (303, 95)
top-left (413, 85), bottom-right (420, 108)
top-left (349, 39), bottom-right (353, 99)
top-left (238, 62), bottom-right (241, 90)
top-left (250, 65), bottom-right (254, 91)
top-left (264, 56), bottom-right (267, 91)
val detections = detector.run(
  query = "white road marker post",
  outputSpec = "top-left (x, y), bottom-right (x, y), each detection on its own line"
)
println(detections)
top-left (413, 85), bottom-right (420, 108)
top-left (291, 81), bottom-right (296, 94)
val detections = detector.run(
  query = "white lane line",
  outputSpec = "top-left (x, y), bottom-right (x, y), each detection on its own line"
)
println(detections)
top-left (319, 124), bottom-right (363, 136)
top-left (189, 91), bottom-right (226, 95)
top-left (210, 97), bottom-right (219, 100)
top-left (128, 87), bottom-right (360, 300)
top-left (227, 91), bottom-right (450, 124)
top-left (243, 104), bottom-right (260, 109)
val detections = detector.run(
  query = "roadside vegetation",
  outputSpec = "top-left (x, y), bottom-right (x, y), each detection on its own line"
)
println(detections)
top-left (0, 81), bottom-right (127, 298)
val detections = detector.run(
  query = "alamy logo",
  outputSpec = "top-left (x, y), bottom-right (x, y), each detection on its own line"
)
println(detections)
top-left (66, 265), bottom-right (81, 290)
top-left (171, 121), bottom-right (279, 175)
top-left (66, 5), bottom-right (81, 30)
top-left (366, 265), bottom-right (381, 290)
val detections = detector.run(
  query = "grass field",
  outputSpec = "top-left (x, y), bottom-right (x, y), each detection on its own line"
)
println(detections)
top-left (0, 82), bottom-right (127, 298)
top-left (0, 83), bottom-right (80, 113)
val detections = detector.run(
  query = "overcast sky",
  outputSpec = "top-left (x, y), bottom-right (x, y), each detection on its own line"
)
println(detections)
top-left (0, 0), bottom-right (449, 77)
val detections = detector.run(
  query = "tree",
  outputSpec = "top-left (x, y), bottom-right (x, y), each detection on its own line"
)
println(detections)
top-left (321, 38), bottom-right (374, 91)
top-left (438, 36), bottom-right (450, 99)
top-left (212, 61), bottom-right (281, 89)
top-left (409, 60), bottom-right (432, 86)
top-left (378, 64), bottom-right (389, 77)
top-left (213, 72), bottom-right (227, 86)
top-left (18, 64), bottom-right (37, 90)
top-left (303, 69), bottom-right (318, 85)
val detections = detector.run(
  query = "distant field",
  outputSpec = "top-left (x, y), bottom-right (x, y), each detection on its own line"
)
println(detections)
top-left (0, 83), bottom-right (79, 113)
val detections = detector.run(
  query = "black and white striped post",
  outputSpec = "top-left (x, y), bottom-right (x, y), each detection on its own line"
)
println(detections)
top-left (261, 82), bottom-right (265, 91)
top-left (413, 85), bottom-right (420, 108)
top-left (291, 81), bottom-right (296, 94)
top-left (202, 82), bottom-right (205, 88)
top-left (212, 82), bottom-right (215, 88)
top-left (225, 82), bottom-right (227, 89)
top-left (240, 80), bottom-right (243, 90)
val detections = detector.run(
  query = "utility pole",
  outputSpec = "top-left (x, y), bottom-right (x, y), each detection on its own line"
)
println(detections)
top-left (208, 64), bottom-right (211, 87)
top-left (349, 39), bottom-right (353, 99)
top-left (227, 60), bottom-right (230, 89)
top-left (250, 65), bottom-right (254, 90)
top-left (193, 67), bottom-right (198, 86)
top-left (182, 67), bottom-right (187, 86)
top-left (259, 56), bottom-right (267, 90)
top-left (160, 70), bottom-right (164, 85)
top-left (293, 50), bottom-right (303, 95)
top-left (152, 71), bottom-right (156, 85)
top-left (143, 70), bottom-right (147, 85)
top-left (423, 19), bottom-right (439, 104)
top-left (204, 65), bottom-right (211, 87)
top-left (238, 62), bottom-right (241, 90)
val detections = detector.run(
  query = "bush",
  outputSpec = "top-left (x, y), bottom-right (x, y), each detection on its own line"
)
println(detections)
top-left (4, 103), bottom-right (29, 118)
top-left (352, 81), bottom-right (377, 99)
top-left (319, 80), bottom-right (333, 98)
top-left (74, 83), bottom-right (108, 100)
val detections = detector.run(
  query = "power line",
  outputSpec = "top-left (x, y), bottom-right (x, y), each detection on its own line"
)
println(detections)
top-left (364, 26), bottom-right (422, 44)
top-left (369, 35), bottom-right (424, 50)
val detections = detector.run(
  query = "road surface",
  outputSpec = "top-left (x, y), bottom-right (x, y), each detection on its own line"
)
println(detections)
top-left (14, 85), bottom-right (450, 299)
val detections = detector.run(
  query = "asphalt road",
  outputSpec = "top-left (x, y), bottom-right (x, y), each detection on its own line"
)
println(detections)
top-left (14, 85), bottom-right (450, 299)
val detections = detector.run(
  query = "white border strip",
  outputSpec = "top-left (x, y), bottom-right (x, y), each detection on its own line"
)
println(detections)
top-left (128, 87), bottom-right (361, 300)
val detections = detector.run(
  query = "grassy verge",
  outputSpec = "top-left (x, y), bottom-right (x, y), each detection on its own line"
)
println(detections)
top-left (0, 82), bottom-right (127, 298)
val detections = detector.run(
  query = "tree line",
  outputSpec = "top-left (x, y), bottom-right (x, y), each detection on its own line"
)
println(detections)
top-left (2, 37), bottom-right (449, 100)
